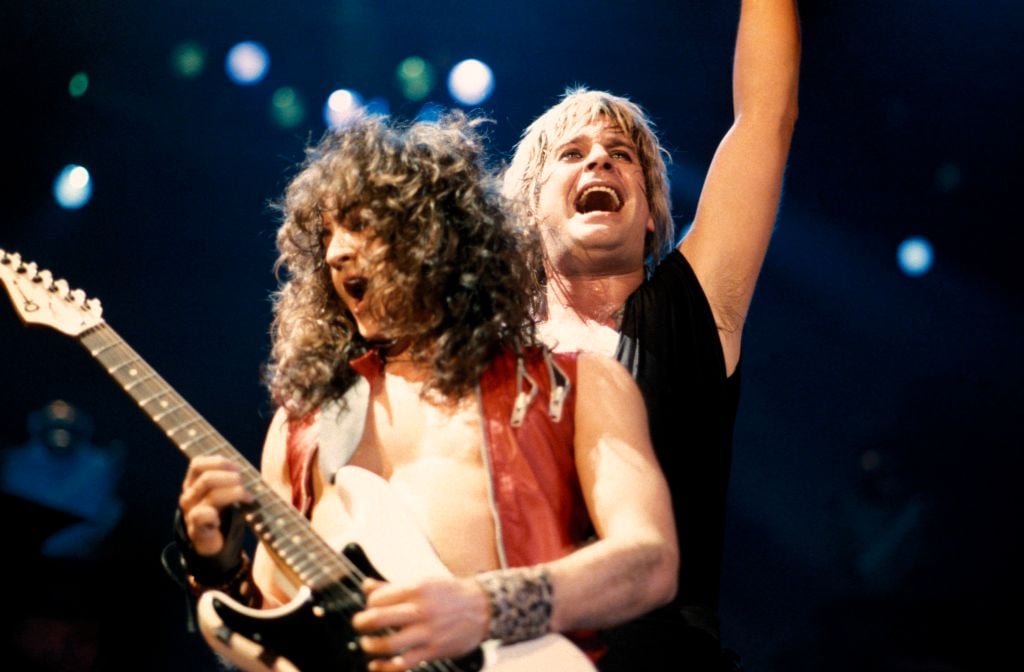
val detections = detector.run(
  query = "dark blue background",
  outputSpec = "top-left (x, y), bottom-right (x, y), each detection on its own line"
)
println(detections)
top-left (2, 1), bottom-right (1021, 669)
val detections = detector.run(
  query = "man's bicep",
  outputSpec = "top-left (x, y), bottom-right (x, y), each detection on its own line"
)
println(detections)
top-left (682, 120), bottom-right (791, 330)
top-left (573, 353), bottom-right (675, 544)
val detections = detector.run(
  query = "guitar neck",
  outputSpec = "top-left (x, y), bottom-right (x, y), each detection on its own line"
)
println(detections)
top-left (80, 324), bottom-right (243, 463)
top-left (78, 323), bottom-right (353, 592)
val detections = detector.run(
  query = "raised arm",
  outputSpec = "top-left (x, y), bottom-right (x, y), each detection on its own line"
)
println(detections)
top-left (679, 0), bottom-right (801, 374)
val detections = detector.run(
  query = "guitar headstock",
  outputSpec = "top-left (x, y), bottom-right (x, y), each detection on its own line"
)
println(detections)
top-left (0, 248), bottom-right (104, 337)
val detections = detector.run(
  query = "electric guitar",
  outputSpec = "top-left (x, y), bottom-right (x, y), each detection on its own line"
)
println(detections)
top-left (0, 249), bottom-right (596, 672)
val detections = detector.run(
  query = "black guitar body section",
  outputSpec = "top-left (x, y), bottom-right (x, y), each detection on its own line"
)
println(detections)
top-left (211, 590), bottom-right (361, 672)
top-left (207, 543), bottom-right (485, 672)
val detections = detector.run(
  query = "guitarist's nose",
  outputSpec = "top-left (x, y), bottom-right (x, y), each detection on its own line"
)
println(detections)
top-left (324, 225), bottom-right (374, 273)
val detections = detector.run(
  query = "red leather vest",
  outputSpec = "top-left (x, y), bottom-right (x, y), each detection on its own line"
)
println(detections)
top-left (285, 347), bottom-right (592, 569)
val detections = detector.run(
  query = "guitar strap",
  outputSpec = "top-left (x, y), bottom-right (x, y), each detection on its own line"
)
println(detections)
top-left (317, 376), bottom-right (371, 485)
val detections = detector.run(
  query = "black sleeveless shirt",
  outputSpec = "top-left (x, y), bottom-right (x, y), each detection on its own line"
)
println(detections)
top-left (615, 249), bottom-right (741, 619)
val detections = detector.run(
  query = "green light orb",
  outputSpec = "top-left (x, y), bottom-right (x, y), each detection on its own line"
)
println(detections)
top-left (171, 41), bottom-right (206, 79)
top-left (271, 87), bottom-right (305, 129)
top-left (396, 56), bottom-right (435, 101)
top-left (68, 72), bottom-right (89, 98)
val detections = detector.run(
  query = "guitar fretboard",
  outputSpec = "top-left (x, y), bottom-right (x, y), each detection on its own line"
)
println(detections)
top-left (79, 323), bottom-right (359, 596)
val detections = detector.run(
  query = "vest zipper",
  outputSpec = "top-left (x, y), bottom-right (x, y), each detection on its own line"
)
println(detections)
top-left (475, 384), bottom-right (509, 570)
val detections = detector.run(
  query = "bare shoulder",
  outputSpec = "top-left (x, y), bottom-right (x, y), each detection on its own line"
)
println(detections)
top-left (576, 350), bottom-right (640, 393)
top-left (574, 351), bottom-right (649, 431)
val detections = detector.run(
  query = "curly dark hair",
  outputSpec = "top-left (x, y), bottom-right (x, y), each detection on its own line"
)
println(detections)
top-left (267, 112), bottom-right (542, 418)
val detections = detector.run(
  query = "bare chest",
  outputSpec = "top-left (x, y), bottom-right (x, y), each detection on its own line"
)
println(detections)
top-left (348, 373), bottom-right (483, 472)
top-left (341, 372), bottom-right (499, 575)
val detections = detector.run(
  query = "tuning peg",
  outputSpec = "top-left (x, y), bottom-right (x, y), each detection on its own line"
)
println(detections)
top-left (22, 261), bottom-right (38, 279)
top-left (38, 269), bottom-right (55, 289)
top-left (86, 298), bottom-right (102, 315)
top-left (70, 288), bottom-right (86, 305)
top-left (54, 278), bottom-right (70, 299)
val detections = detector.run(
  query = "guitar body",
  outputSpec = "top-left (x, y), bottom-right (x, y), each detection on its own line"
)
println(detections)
top-left (198, 467), bottom-right (595, 672)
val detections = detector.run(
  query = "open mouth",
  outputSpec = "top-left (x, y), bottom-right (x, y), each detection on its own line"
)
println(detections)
top-left (575, 185), bottom-right (623, 214)
top-left (342, 276), bottom-right (368, 301)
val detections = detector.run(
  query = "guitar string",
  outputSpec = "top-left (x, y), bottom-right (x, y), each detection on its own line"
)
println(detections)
top-left (82, 324), bottom-right (470, 672)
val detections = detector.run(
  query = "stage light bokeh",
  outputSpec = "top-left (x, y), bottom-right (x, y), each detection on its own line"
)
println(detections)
top-left (68, 73), bottom-right (88, 98)
top-left (898, 236), bottom-right (934, 277)
top-left (226, 41), bottom-right (270, 85)
top-left (324, 88), bottom-right (364, 129)
top-left (271, 87), bottom-right (305, 129)
top-left (53, 165), bottom-right (93, 210)
top-left (447, 58), bottom-right (494, 106)
top-left (171, 41), bottom-right (206, 79)
top-left (397, 56), bottom-right (435, 101)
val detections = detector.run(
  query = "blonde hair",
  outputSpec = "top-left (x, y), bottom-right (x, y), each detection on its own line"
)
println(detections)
top-left (503, 87), bottom-right (674, 267)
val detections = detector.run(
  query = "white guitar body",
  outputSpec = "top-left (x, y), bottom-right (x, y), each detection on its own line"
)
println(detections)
top-left (197, 467), bottom-right (596, 672)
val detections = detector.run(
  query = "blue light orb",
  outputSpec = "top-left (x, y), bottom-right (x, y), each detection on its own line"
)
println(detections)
top-left (225, 41), bottom-right (269, 85)
top-left (53, 164), bottom-right (93, 210)
top-left (897, 236), bottom-right (934, 277)
top-left (447, 59), bottom-right (494, 106)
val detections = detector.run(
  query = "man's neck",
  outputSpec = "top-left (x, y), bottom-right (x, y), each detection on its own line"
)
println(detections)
top-left (544, 267), bottom-right (645, 328)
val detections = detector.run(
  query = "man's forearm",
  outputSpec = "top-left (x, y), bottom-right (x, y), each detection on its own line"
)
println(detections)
top-left (544, 534), bottom-right (678, 633)
top-left (734, 0), bottom-right (801, 121)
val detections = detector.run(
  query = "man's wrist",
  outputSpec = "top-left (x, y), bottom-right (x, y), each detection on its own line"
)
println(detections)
top-left (173, 507), bottom-right (245, 586)
top-left (474, 565), bottom-right (553, 644)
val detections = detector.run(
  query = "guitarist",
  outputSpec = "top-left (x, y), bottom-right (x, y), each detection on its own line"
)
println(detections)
top-left (174, 112), bottom-right (677, 671)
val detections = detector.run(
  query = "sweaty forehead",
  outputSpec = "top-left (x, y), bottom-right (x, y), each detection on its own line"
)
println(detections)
top-left (553, 118), bottom-right (631, 148)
